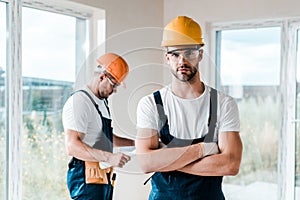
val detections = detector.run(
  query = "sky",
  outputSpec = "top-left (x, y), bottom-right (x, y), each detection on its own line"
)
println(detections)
top-left (220, 27), bottom-right (281, 86)
top-left (22, 7), bottom-right (76, 82)
top-left (1, 4), bottom-right (76, 82)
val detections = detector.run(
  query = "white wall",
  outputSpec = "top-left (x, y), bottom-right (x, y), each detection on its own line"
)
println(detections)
top-left (70, 0), bottom-right (166, 137)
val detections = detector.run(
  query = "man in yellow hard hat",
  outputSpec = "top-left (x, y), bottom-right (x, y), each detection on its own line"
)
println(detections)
top-left (136, 16), bottom-right (243, 199)
top-left (63, 53), bottom-right (134, 200)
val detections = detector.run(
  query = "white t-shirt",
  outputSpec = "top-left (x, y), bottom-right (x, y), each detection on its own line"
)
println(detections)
top-left (136, 84), bottom-right (240, 141)
top-left (62, 86), bottom-right (111, 149)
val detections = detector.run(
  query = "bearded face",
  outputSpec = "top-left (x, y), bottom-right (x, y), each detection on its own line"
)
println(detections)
top-left (166, 45), bottom-right (203, 82)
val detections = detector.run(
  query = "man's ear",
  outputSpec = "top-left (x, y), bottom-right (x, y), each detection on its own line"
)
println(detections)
top-left (98, 73), bottom-right (106, 82)
top-left (198, 49), bottom-right (204, 62)
top-left (165, 52), bottom-right (171, 64)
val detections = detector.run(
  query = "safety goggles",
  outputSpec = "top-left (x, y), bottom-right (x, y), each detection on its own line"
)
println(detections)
top-left (105, 74), bottom-right (119, 88)
top-left (167, 48), bottom-right (201, 61)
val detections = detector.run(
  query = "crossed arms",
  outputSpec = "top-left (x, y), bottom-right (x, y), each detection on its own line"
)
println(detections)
top-left (135, 128), bottom-right (242, 176)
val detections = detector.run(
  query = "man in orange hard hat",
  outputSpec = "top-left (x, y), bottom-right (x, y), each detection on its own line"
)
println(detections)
top-left (136, 16), bottom-right (243, 199)
top-left (63, 53), bottom-right (134, 200)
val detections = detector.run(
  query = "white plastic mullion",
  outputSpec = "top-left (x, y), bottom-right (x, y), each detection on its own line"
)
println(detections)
top-left (6, 0), bottom-right (22, 200)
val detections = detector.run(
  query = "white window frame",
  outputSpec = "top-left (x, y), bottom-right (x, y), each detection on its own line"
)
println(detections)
top-left (3, 0), bottom-right (105, 199)
top-left (208, 18), bottom-right (300, 200)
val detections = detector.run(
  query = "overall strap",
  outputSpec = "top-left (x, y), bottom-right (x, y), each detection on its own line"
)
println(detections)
top-left (153, 91), bottom-right (174, 145)
top-left (72, 89), bottom-right (109, 118)
top-left (153, 91), bottom-right (167, 124)
top-left (71, 89), bottom-right (113, 150)
top-left (153, 88), bottom-right (218, 143)
top-left (103, 98), bottom-right (110, 115)
top-left (204, 88), bottom-right (218, 142)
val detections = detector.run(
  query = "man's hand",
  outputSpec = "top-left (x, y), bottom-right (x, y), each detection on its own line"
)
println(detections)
top-left (178, 132), bottom-right (242, 176)
top-left (107, 152), bottom-right (131, 168)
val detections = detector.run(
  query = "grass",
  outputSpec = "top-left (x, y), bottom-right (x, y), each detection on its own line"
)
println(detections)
top-left (224, 96), bottom-right (279, 185)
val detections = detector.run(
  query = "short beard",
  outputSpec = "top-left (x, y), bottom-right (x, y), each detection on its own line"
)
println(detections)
top-left (98, 90), bottom-right (110, 99)
top-left (171, 65), bottom-right (198, 82)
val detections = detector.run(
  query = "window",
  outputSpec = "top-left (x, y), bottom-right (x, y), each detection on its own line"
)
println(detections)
top-left (213, 20), bottom-right (300, 200)
top-left (215, 26), bottom-right (281, 199)
top-left (21, 7), bottom-right (77, 199)
top-left (217, 27), bottom-right (280, 86)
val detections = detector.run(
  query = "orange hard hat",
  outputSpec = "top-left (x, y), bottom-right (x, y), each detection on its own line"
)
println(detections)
top-left (161, 16), bottom-right (204, 47)
top-left (96, 53), bottom-right (129, 84)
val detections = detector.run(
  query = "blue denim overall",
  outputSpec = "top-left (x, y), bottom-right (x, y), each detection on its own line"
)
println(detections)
top-left (67, 90), bottom-right (113, 200)
top-left (149, 88), bottom-right (225, 200)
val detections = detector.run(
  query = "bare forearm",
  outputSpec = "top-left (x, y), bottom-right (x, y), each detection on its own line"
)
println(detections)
top-left (178, 153), bottom-right (241, 176)
top-left (136, 128), bottom-right (219, 173)
top-left (137, 144), bottom-right (201, 173)
top-left (65, 132), bottom-right (111, 162)
top-left (113, 134), bottom-right (134, 147)
top-left (67, 140), bottom-right (111, 162)
top-left (178, 132), bottom-right (243, 176)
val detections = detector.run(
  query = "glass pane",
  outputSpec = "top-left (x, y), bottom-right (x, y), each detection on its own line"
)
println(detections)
top-left (22, 7), bottom-right (76, 199)
top-left (296, 29), bottom-right (300, 200)
top-left (0, 2), bottom-right (6, 199)
top-left (218, 27), bottom-right (281, 200)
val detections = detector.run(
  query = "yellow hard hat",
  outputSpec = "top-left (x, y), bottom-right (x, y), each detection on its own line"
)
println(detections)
top-left (96, 53), bottom-right (129, 84)
top-left (161, 16), bottom-right (204, 47)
